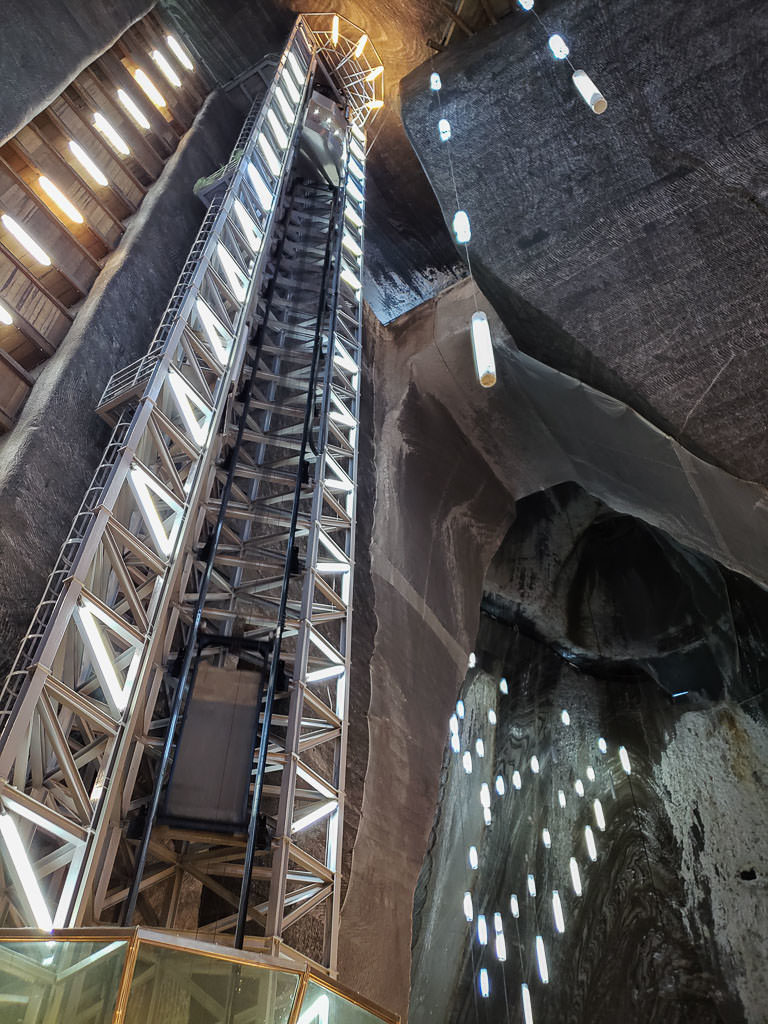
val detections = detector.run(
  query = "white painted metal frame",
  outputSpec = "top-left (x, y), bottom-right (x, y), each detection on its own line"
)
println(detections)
top-left (0, 19), bottom-right (314, 933)
top-left (303, 13), bottom-right (384, 126)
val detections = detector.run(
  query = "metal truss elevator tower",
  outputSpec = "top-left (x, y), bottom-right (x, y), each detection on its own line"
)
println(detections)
top-left (0, 14), bottom-right (381, 981)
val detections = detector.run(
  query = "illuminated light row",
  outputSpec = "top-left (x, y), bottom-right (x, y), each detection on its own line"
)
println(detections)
top-left (477, 913), bottom-right (487, 945)
top-left (522, 983), bottom-right (534, 1024)
top-left (247, 162), bottom-right (274, 212)
top-left (166, 34), bottom-right (194, 71)
top-left (499, 677), bottom-right (508, 694)
top-left (38, 176), bottom-right (83, 223)
top-left (575, 778), bottom-right (584, 797)
top-left (488, 708), bottom-right (496, 725)
top-left (585, 824), bottom-right (597, 861)
top-left (258, 133), bottom-right (281, 177)
top-left (0, 302), bottom-right (13, 325)
top-left (475, 738), bottom-right (484, 757)
top-left (542, 827), bottom-right (551, 848)
top-left (512, 769), bottom-right (521, 789)
top-left (267, 108), bottom-right (289, 150)
top-left (527, 873), bottom-right (536, 897)
top-left (495, 774), bottom-right (505, 796)
top-left (233, 198), bottom-right (262, 253)
top-left (462, 751), bottom-right (472, 774)
top-left (530, 754), bottom-right (540, 773)
top-left (469, 845), bottom-right (478, 869)
top-left (558, 788), bottom-right (566, 808)
top-left (593, 798), bottom-right (606, 831)
top-left (463, 891), bottom-right (473, 921)
top-left (569, 857), bottom-right (582, 895)
top-left (0, 811), bottom-right (53, 931)
top-left (619, 745), bottom-right (632, 774)
top-left (1, 214), bottom-right (51, 266)
top-left (535, 935), bottom-right (549, 983)
top-left (274, 84), bottom-right (295, 124)
top-left (479, 968), bottom-right (490, 998)
top-left (552, 890), bottom-right (565, 932)
top-left (586, 765), bottom-right (596, 781)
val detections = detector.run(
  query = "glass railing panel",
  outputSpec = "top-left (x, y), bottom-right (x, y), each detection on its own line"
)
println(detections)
top-left (0, 939), bottom-right (127, 1023)
top-left (298, 980), bottom-right (389, 1024)
top-left (123, 942), bottom-right (299, 1024)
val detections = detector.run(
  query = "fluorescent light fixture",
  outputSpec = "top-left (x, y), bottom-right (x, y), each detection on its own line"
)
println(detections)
top-left (267, 109), bottom-right (289, 150)
top-left (480, 783), bottom-right (491, 808)
top-left (74, 598), bottom-right (139, 711)
top-left (549, 33), bottom-right (569, 59)
top-left (672, 690), bottom-right (689, 698)
top-left (331, 14), bottom-right (340, 44)
top-left (469, 845), bottom-right (478, 869)
top-left (471, 310), bottom-right (496, 387)
top-left (521, 984), bottom-right (533, 1024)
top-left (287, 50), bottom-right (305, 82)
top-left (343, 231), bottom-right (362, 258)
top-left (493, 912), bottom-right (503, 933)
top-left (558, 789), bottom-right (566, 808)
top-left (258, 134), bottom-right (281, 176)
top-left (510, 893), bottom-right (519, 918)
top-left (530, 755), bottom-right (539, 773)
top-left (166, 34), bottom-right (194, 71)
top-left (0, 812), bottom-right (53, 931)
top-left (0, 302), bottom-right (13, 325)
top-left (117, 88), bottom-right (151, 130)
top-left (1, 214), bottom-right (51, 266)
top-left (354, 34), bottom-right (368, 58)
top-left (518, 0), bottom-right (534, 9)
top-left (273, 85), bottom-right (295, 124)
top-left (168, 369), bottom-right (212, 446)
top-left (561, 709), bottom-right (570, 725)
top-left (569, 857), bottom-right (582, 896)
top-left (598, 737), bottom-right (608, 754)
top-left (535, 935), bottom-right (549, 983)
top-left (305, 664), bottom-right (345, 684)
top-left (512, 770), bottom-right (521, 790)
top-left (341, 266), bottom-right (362, 293)
top-left (495, 774), bottom-right (505, 796)
top-left (527, 873), bottom-right (536, 897)
top-left (196, 297), bottom-right (233, 364)
top-left (367, 65), bottom-right (384, 82)
top-left (585, 825), bottom-right (597, 861)
top-left (216, 242), bottom-right (248, 302)
top-left (134, 69), bottom-right (166, 108)
top-left (495, 930), bottom-right (507, 962)
top-left (572, 69), bottom-right (607, 114)
top-left (468, 651), bottom-right (476, 668)
top-left (151, 49), bottom-right (182, 87)
top-left (128, 464), bottom-right (181, 558)
top-left (619, 746), bottom-right (632, 774)
top-left (463, 891), bottom-right (473, 921)
top-left (552, 890), bottom-right (565, 933)
top-left (462, 751), bottom-right (472, 774)
top-left (438, 118), bottom-right (452, 142)
top-left (430, 72), bottom-right (442, 91)
top-left (232, 198), bottom-right (262, 252)
top-left (292, 799), bottom-right (337, 833)
top-left (586, 765), bottom-right (596, 782)
top-left (456, 700), bottom-right (465, 719)
top-left (367, 98), bottom-right (384, 110)
top-left (247, 162), bottom-right (274, 212)
top-left (449, 714), bottom-right (459, 735)
top-left (475, 738), bottom-right (485, 758)
top-left (68, 140), bottom-right (109, 186)
top-left (542, 828), bottom-right (551, 848)
top-left (479, 968), bottom-right (490, 997)
top-left (483, 806), bottom-right (492, 826)
top-left (488, 709), bottom-right (497, 725)
top-left (93, 112), bottom-right (129, 155)
top-left (453, 209), bottom-right (471, 243)
top-left (38, 175), bottom-right (84, 223)
top-left (593, 798), bottom-right (606, 831)
top-left (282, 70), bottom-right (301, 105)
top-left (499, 677), bottom-right (508, 694)
top-left (477, 913), bottom-right (487, 945)
top-left (450, 733), bottom-right (460, 753)
top-left (347, 177), bottom-right (364, 204)
top-left (575, 779), bottom-right (584, 797)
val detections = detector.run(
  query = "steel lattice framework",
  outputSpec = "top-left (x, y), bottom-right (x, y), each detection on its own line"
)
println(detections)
top-left (0, 15), bottom-right (370, 975)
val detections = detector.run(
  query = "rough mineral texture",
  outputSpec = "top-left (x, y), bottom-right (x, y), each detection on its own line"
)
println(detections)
top-left (401, 0), bottom-right (768, 485)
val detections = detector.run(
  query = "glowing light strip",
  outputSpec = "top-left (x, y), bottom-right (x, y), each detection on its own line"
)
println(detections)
top-left (166, 34), bottom-right (194, 71)
top-left (1, 214), bottom-right (52, 266)
top-left (68, 141), bottom-right (108, 186)
top-left (93, 112), bottom-right (130, 155)
top-left (216, 242), bottom-right (248, 302)
top-left (292, 799), bottom-right (337, 833)
top-left (134, 68), bottom-right (166, 107)
top-left (0, 813), bottom-right (53, 931)
top-left (38, 177), bottom-right (84, 223)
top-left (117, 89), bottom-right (150, 130)
top-left (152, 49), bottom-right (182, 87)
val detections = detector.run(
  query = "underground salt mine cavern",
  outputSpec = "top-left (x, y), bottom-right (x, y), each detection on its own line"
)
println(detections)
top-left (0, 1), bottom-right (766, 1021)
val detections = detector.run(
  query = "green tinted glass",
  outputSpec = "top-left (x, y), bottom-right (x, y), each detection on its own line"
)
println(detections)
top-left (297, 981), bottom-right (387, 1024)
top-left (123, 943), bottom-right (299, 1023)
top-left (0, 939), bottom-right (127, 1023)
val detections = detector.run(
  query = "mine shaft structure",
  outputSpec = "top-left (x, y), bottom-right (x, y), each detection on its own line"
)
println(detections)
top-left (0, 14), bottom-right (379, 976)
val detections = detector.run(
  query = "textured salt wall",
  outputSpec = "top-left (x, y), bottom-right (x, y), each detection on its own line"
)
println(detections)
top-left (340, 280), bottom-right (768, 1018)
top-left (401, 0), bottom-right (768, 485)
top-left (409, 488), bottom-right (768, 1022)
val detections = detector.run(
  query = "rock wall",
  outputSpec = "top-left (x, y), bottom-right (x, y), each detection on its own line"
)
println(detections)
top-left (340, 278), bottom-right (768, 1018)
top-left (401, 0), bottom-right (768, 485)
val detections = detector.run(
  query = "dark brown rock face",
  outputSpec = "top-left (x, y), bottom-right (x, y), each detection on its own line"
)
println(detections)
top-left (401, 0), bottom-right (768, 485)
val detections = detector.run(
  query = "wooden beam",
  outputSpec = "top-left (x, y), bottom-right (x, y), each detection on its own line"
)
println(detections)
top-left (439, 1), bottom-right (475, 36)
top-left (427, 37), bottom-right (447, 51)
top-left (479, 0), bottom-right (498, 25)
top-left (0, 346), bottom-right (34, 386)
top-left (0, 291), bottom-right (59, 357)
top-left (0, 240), bottom-right (73, 321)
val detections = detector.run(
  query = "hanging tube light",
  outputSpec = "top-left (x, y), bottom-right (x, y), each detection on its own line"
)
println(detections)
top-left (354, 34), bottom-right (368, 58)
top-left (471, 311), bottom-right (496, 388)
top-left (572, 70), bottom-right (607, 114)
top-left (331, 14), bottom-right (340, 45)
